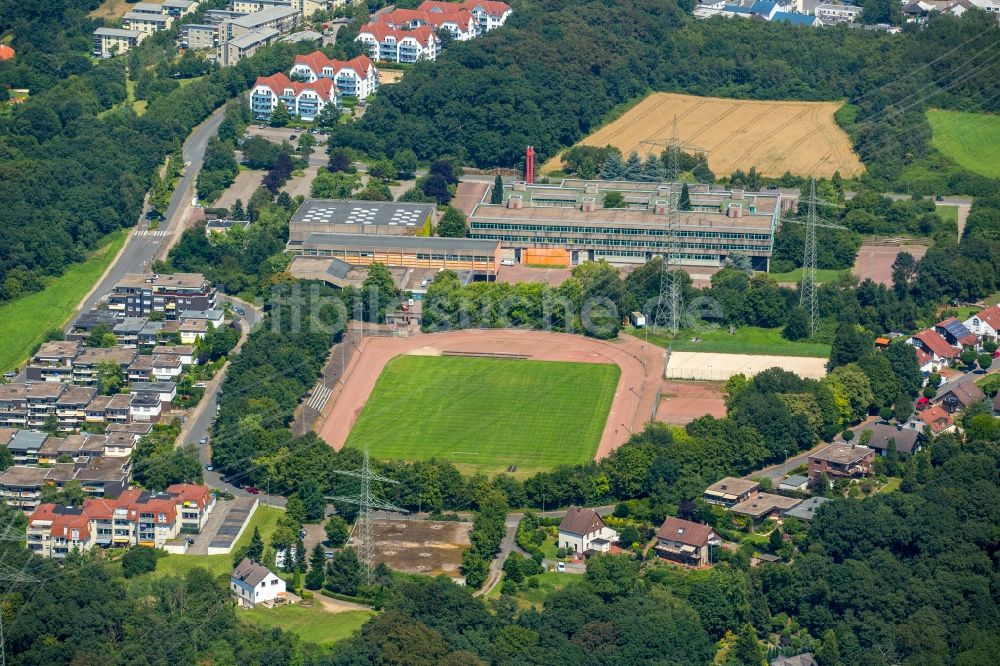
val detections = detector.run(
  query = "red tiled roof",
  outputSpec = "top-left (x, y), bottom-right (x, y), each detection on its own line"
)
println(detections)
top-left (254, 73), bottom-right (337, 100)
top-left (383, 7), bottom-right (475, 29)
top-left (167, 483), bottom-right (211, 509)
top-left (972, 305), bottom-right (1000, 331)
top-left (657, 517), bottom-right (716, 547)
top-left (919, 404), bottom-right (954, 433)
top-left (29, 504), bottom-right (91, 540)
top-left (460, 0), bottom-right (512, 14)
top-left (914, 348), bottom-right (933, 367)
top-left (82, 498), bottom-right (116, 520)
top-left (913, 329), bottom-right (959, 359)
top-left (558, 506), bottom-right (606, 536)
top-left (358, 23), bottom-right (438, 44)
top-left (293, 52), bottom-right (376, 80)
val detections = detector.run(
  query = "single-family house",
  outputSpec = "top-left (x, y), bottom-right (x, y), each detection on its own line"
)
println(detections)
top-left (856, 422), bottom-right (922, 455)
top-left (771, 653), bottom-right (818, 666)
top-left (778, 474), bottom-right (810, 491)
top-left (730, 493), bottom-right (802, 524)
top-left (557, 506), bottom-right (618, 555)
top-left (655, 517), bottom-right (720, 566)
top-left (963, 304), bottom-right (1000, 340)
top-left (934, 317), bottom-right (978, 349)
top-left (912, 403), bottom-right (955, 434)
top-left (230, 558), bottom-right (286, 607)
top-left (782, 497), bottom-right (830, 522)
top-left (908, 329), bottom-right (961, 366)
top-left (937, 382), bottom-right (986, 414)
top-left (807, 444), bottom-right (875, 481)
top-left (703, 477), bottom-right (760, 507)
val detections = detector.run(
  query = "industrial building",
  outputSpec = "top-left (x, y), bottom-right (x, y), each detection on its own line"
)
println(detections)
top-left (286, 200), bottom-right (500, 278)
top-left (468, 179), bottom-right (782, 270)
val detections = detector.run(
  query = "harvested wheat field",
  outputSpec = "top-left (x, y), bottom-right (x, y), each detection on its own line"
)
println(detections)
top-left (543, 92), bottom-right (863, 178)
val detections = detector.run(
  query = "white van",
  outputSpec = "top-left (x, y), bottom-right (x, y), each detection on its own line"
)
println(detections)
top-left (500, 258), bottom-right (516, 267)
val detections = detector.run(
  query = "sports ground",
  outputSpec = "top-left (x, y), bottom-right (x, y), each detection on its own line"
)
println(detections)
top-left (542, 92), bottom-right (863, 178)
top-left (316, 330), bottom-right (666, 476)
top-left (345, 355), bottom-right (618, 474)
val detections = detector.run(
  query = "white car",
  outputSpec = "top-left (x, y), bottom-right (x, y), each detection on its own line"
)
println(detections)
top-left (500, 258), bottom-right (515, 267)
top-left (556, 562), bottom-right (566, 573)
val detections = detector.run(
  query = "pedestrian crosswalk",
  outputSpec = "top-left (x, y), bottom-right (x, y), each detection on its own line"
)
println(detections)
top-left (305, 383), bottom-right (332, 411)
top-left (136, 229), bottom-right (168, 237)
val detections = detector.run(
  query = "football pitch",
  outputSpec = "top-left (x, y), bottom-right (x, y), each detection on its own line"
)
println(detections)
top-left (344, 355), bottom-right (620, 476)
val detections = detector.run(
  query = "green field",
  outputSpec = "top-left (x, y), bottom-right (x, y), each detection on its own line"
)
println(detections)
top-left (630, 325), bottom-right (831, 358)
top-left (927, 109), bottom-right (1000, 179)
top-left (765, 268), bottom-right (848, 285)
top-left (0, 230), bottom-right (126, 374)
top-left (241, 605), bottom-right (373, 644)
top-left (487, 571), bottom-right (577, 609)
top-left (345, 356), bottom-right (620, 476)
top-left (936, 204), bottom-right (958, 226)
top-left (148, 505), bottom-right (285, 579)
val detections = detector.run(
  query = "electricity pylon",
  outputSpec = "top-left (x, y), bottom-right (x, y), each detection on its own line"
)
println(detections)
top-left (783, 178), bottom-right (846, 336)
top-left (652, 116), bottom-right (702, 335)
top-left (327, 448), bottom-right (406, 585)
top-left (0, 519), bottom-right (32, 666)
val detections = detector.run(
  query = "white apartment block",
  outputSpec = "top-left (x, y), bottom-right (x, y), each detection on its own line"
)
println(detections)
top-left (289, 51), bottom-right (380, 100)
top-left (356, 24), bottom-right (440, 64)
top-left (93, 28), bottom-right (147, 58)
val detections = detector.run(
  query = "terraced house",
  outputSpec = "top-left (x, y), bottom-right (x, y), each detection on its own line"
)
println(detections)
top-left (289, 51), bottom-right (380, 100)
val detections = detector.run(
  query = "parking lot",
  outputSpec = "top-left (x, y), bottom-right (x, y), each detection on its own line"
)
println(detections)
top-left (245, 125), bottom-right (329, 146)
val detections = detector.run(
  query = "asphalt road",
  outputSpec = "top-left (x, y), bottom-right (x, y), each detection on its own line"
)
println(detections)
top-left (73, 107), bottom-right (227, 319)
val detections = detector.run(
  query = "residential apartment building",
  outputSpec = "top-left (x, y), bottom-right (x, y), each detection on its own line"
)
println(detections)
top-left (71, 347), bottom-right (137, 385)
top-left (814, 3), bottom-right (862, 21)
top-left (355, 24), bottom-right (440, 63)
top-left (224, 5), bottom-right (299, 40)
top-left (55, 386), bottom-right (98, 430)
top-left (93, 28), bottom-right (147, 58)
top-left (162, 0), bottom-right (198, 17)
top-left (26, 340), bottom-right (81, 383)
top-left (182, 24), bottom-right (219, 49)
top-left (1, 456), bottom-right (132, 512)
top-left (418, 0), bottom-right (513, 33)
top-left (469, 179), bottom-right (782, 269)
top-left (122, 10), bottom-right (174, 35)
top-left (251, 73), bottom-right (340, 121)
top-left (808, 444), bottom-right (875, 482)
top-left (232, 0), bottom-right (293, 13)
top-left (218, 27), bottom-right (281, 66)
top-left (381, 8), bottom-right (479, 41)
top-left (106, 273), bottom-right (217, 319)
top-left (26, 484), bottom-right (214, 555)
top-left (289, 51), bottom-right (380, 100)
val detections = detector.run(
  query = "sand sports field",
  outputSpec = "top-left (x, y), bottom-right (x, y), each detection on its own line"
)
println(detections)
top-left (315, 330), bottom-right (665, 471)
top-left (542, 92), bottom-right (863, 178)
top-left (665, 350), bottom-right (828, 381)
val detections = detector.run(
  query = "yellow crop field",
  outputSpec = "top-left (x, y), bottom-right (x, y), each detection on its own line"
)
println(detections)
top-left (543, 92), bottom-right (863, 178)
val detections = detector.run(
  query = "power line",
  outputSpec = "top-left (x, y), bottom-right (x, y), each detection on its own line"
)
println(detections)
top-left (0, 521), bottom-right (33, 666)
top-left (326, 447), bottom-right (405, 585)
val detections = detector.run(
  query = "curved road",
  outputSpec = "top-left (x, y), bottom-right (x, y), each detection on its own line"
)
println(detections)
top-left (74, 107), bottom-right (227, 318)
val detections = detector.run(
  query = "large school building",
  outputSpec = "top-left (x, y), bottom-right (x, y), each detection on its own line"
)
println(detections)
top-left (468, 179), bottom-right (785, 270)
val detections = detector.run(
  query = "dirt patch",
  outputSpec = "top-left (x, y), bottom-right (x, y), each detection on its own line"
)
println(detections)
top-left (657, 380), bottom-right (727, 425)
top-left (370, 519), bottom-right (472, 578)
top-left (315, 330), bottom-right (665, 462)
top-left (542, 92), bottom-right (862, 178)
top-left (853, 242), bottom-right (929, 285)
top-left (496, 264), bottom-right (572, 286)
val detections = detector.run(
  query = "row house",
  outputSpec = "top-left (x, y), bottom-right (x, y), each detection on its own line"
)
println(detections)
top-left (26, 340), bottom-right (81, 383)
top-left (152, 345), bottom-right (195, 366)
top-left (84, 394), bottom-right (134, 426)
top-left (251, 73), bottom-right (340, 121)
top-left (55, 385), bottom-right (98, 430)
top-left (72, 347), bottom-right (137, 385)
top-left (67, 309), bottom-right (121, 342)
top-left (0, 383), bottom-right (71, 429)
top-left (418, 0), bottom-right (513, 34)
top-left (26, 484), bottom-right (214, 554)
top-left (356, 24), bottom-right (440, 64)
top-left (107, 273), bottom-right (216, 320)
top-left (381, 8), bottom-right (479, 41)
top-left (289, 52), bottom-right (380, 100)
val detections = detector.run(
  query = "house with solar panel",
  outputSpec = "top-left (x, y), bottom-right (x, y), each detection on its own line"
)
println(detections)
top-left (934, 317), bottom-right (979, 350)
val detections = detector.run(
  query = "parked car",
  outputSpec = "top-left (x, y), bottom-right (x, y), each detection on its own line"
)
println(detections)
top-left (205, 464), bottom-right (213, 471)
top-left (289, 134), bottom-right (297, 141)
top-left (556, 562), bottom-right (566, 573)
top-left (935, 194), bottom-right (944, 201)
top-left (500, 258), bottom-right (515, 266)
top-left (194, 382), bottom-right (207, 389)
top-left (245, 486), bottom-right (260, 495)
top-left (325, 551), bottom-right (334, 559)
top-left (199, 436), bottom-right (208, 445)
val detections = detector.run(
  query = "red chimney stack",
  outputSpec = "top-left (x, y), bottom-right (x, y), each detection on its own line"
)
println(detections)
top-left (526, 146), bottom-right (535, 184)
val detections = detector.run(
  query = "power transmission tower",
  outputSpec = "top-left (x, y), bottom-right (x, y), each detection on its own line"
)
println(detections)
top-left (0, 519), bottom-right (33, 666)
top-left (783, 178), bottom-right (846, 336)
top-left (327, 448), bottom-right (406, 585)
top-left (652, 116), bottom-right (702, 336)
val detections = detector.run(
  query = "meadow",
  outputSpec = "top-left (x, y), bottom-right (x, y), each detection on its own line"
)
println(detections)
top-left (927, 109), bottom-right (1000, 179)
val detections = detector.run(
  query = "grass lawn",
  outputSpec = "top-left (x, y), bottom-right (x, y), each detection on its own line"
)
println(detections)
top-left (926, 109), bottom-right (1000, 179)
top-left (345, 356), bottom-right (619, 477)
top-left (0, 230), bottom-right (126, 374)
top-left (241, 605), bottom-right (373, 644)
top-left (148, 505), bottom-right (285, 579)
top-left (765, 268), bottom-right (848, 285)
top-left (936, 204), bottom-right (958, 226)
top-left (631, 326), bottom-right (831, 358)
top-left (878, 477), bottom-right (902, 494)
top-left (510, 572), bottom-right (576, 610)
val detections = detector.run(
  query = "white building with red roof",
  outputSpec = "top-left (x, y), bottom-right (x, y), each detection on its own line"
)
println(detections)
top-left (964, 304), bottom-right (1000, 341)
top-left (289, 52), bottom-right (380, 100)
top-left (908, 328), bottom-right (961, 366)
top-left (251, 72), bottom-right (339, 121)
top-left (419, 0), bottom-right (513, 33)
top-left (356, 23), bottom-right (441, 63)
top-left (382, 8), bottom-right (479, 40)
